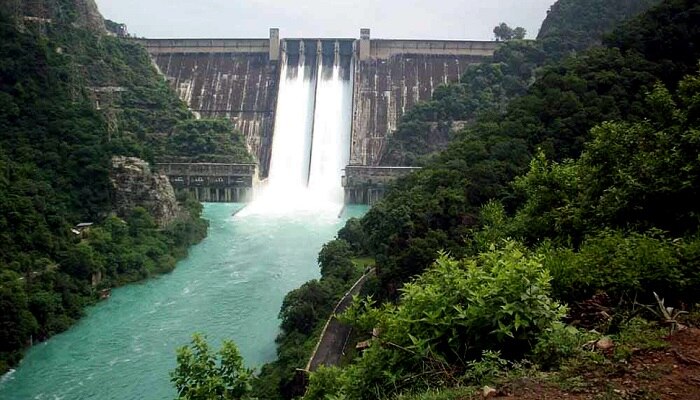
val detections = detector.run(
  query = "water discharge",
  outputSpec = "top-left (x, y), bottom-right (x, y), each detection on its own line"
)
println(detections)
top-left (308, 59), bottom-right (354, 204)
top-left (243, 41), bottom-right (353, 217)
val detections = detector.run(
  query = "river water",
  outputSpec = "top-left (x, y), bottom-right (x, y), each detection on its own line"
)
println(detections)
top-left (0, 203), bottom-right (366, 400)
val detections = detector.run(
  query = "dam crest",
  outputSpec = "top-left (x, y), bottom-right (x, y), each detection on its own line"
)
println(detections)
top-left (139, 30), bottom-right (498, 204)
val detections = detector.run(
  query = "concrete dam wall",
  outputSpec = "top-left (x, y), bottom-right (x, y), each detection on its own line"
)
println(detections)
top-left (350, 35), bottom-right (497, 166)
top-left (138, 30), bottom-right (498, 203)
top-left (139, 37), bottom-right (280, 178)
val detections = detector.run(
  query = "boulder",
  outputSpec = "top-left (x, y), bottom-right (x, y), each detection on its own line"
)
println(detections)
top-left (110, 156), bottom-right (179, 227)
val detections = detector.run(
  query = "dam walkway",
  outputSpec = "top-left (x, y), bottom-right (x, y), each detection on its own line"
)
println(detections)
top-left (305, 268), bottom-right (376, 372)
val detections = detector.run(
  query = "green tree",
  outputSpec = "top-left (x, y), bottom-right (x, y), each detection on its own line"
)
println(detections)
top-left (317, 239), bottom-right (355, 282)
top-left (513, 27), bottom-right (527, 40)
top-left (279, 280), bottom-right (336, 335)
top-left (171, 334), bottom-right (252, 400)
top-left (168, 120), bottom-right (253, 163)
top-left (494, 23), bottom-right (517, 41)
top-left (493, 23), bottom-right (526, 41)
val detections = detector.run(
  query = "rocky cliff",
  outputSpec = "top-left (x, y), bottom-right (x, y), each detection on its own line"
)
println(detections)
top-left (110, 156), bottom-right (179, 227)
top-left (2, 0), bottom-right (106, 32)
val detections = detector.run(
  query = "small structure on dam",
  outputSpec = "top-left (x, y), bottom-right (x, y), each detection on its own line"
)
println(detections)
top-left (156, 163), bottom-right (256, 202)
top-left (342, 166), bottom-right (422, 205)
top-left (138, 30), bottom-right (498, 204)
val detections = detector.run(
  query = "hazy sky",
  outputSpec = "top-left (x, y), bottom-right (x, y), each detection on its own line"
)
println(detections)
top-left (94, 0), bottom-right (556, 40)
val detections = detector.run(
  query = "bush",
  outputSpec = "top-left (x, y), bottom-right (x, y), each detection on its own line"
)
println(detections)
top-left (304, 366), bottom-right (346, 400)
top-left (318, 239), bottom-right (356, 282)
top-left (171, 334), bottom-right (252, 400)
top-left (380, 242), bottom-right (566, 362)
top-left (531, 323), bottom-right (594, 369)
top-left (540, 229), bottom-right (696, 303)
top-left (312, 242), bottom-right (566, 399)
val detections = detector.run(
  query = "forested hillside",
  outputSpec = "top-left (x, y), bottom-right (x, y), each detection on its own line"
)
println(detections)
top-left (0, 1), bottom-right (250, 373)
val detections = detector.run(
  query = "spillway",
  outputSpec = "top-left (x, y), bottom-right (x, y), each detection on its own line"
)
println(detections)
top-left (241, 39), bottom-right (354, 215)
top-left (308, 44), bottom-right (354, 203)
top-left (266, 43), bottom-right (316, 191)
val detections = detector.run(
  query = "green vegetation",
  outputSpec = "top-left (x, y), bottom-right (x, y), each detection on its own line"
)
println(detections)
top-left (165, 119), bottom-right (254, 164)
top-left (0, 2), bottom-right (250, 373)
top-left (304, 244), bottom-right (564, 399)
top-left (360, 0), bottom-right (699, 301)
top-left (493, 23), bottom-right (526, 41)
top-left (172, 334), bottom-right (253, 400)
top-left (185, 0), bottom-right (699, 399)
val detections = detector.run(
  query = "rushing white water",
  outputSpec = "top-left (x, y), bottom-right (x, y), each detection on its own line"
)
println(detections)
top-left (240, 42), bottom-right (353, 216)
top-left (308, 59), bottom-right (354, 203)
top-left (266, 54), bottom-right (316, 193)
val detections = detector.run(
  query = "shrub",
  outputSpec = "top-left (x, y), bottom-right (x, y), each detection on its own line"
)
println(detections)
top-left (531, 323), bottom-right (594, 369)
top-left (314, 242), bottom-right (566, 399)
top-left (171, 334), bottom-right (252, 400)
top-left (540, 229), bottom-right (695, 303)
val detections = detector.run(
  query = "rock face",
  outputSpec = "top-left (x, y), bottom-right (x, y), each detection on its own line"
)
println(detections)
top-left (110, 156), bottom-right (179, 227)
top-left (72, 0), bottom-right (105, 32)
top-left (4, 0), bottom-right (106, 32)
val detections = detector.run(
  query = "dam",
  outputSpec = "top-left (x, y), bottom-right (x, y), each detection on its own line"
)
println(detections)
top-left (140, 30), bottom-right (498, 203)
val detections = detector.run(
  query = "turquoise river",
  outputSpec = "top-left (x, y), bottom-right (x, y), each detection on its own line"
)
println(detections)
top-left (0, 203), bottom-right (367, 400)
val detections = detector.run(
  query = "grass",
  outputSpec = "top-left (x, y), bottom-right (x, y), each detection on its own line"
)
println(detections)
top-left (389, 387), bottom-right (477, 400)
top-left (351, 257), bottom-right (376, 273)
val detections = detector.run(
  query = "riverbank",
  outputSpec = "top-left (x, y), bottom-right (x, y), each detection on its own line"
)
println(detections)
top-left (0, 203), bottom-right (367, 399)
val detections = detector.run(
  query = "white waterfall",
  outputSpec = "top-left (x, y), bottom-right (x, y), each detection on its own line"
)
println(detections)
top-left (308, 60), bottom-right (354, 204)
top-left (238, 41), bottom-right (353, 217)
top-left (266, 55), bottom-right (315, 192)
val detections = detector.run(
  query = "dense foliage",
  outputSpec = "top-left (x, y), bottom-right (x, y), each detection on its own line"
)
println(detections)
top-left (537, 0), bottom-right (661, 59)
top-left (306, 244), bottom-right (565, 399)
top-left (355, 0), bottom-right (700, 300)
top-left (172, 334), bottom-right (252, 400)
top-left (0, 4), bottom-right (247, 372)
top-left (381, 0), bottom-right (662, 166)
top-left (165, 119), bottom-right (254, 164)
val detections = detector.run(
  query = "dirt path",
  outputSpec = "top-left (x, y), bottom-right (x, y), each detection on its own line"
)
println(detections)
top-left (305, 270), bottom-right (374, 371)
top-left (497, 328), bottom-right (700, 400)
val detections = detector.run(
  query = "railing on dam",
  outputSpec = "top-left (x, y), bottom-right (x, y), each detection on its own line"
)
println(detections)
top-left (342, 166), bottom-right (421, 205)
top-left (156, 163), bottom-right (257, 203)
top-left (134, 38), bottom-right (271, 54)
top-left (369, 39), bottom-right (498, 58)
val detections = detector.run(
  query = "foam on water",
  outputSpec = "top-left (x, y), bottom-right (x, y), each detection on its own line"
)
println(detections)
top-left (240, 42), bottom-right (352, 218)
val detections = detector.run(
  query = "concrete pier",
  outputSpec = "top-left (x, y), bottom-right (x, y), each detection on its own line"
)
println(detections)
top-left (156, 163), bottom-right (256, 203)
top-left (342, 166), bottom-right (421, 205)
